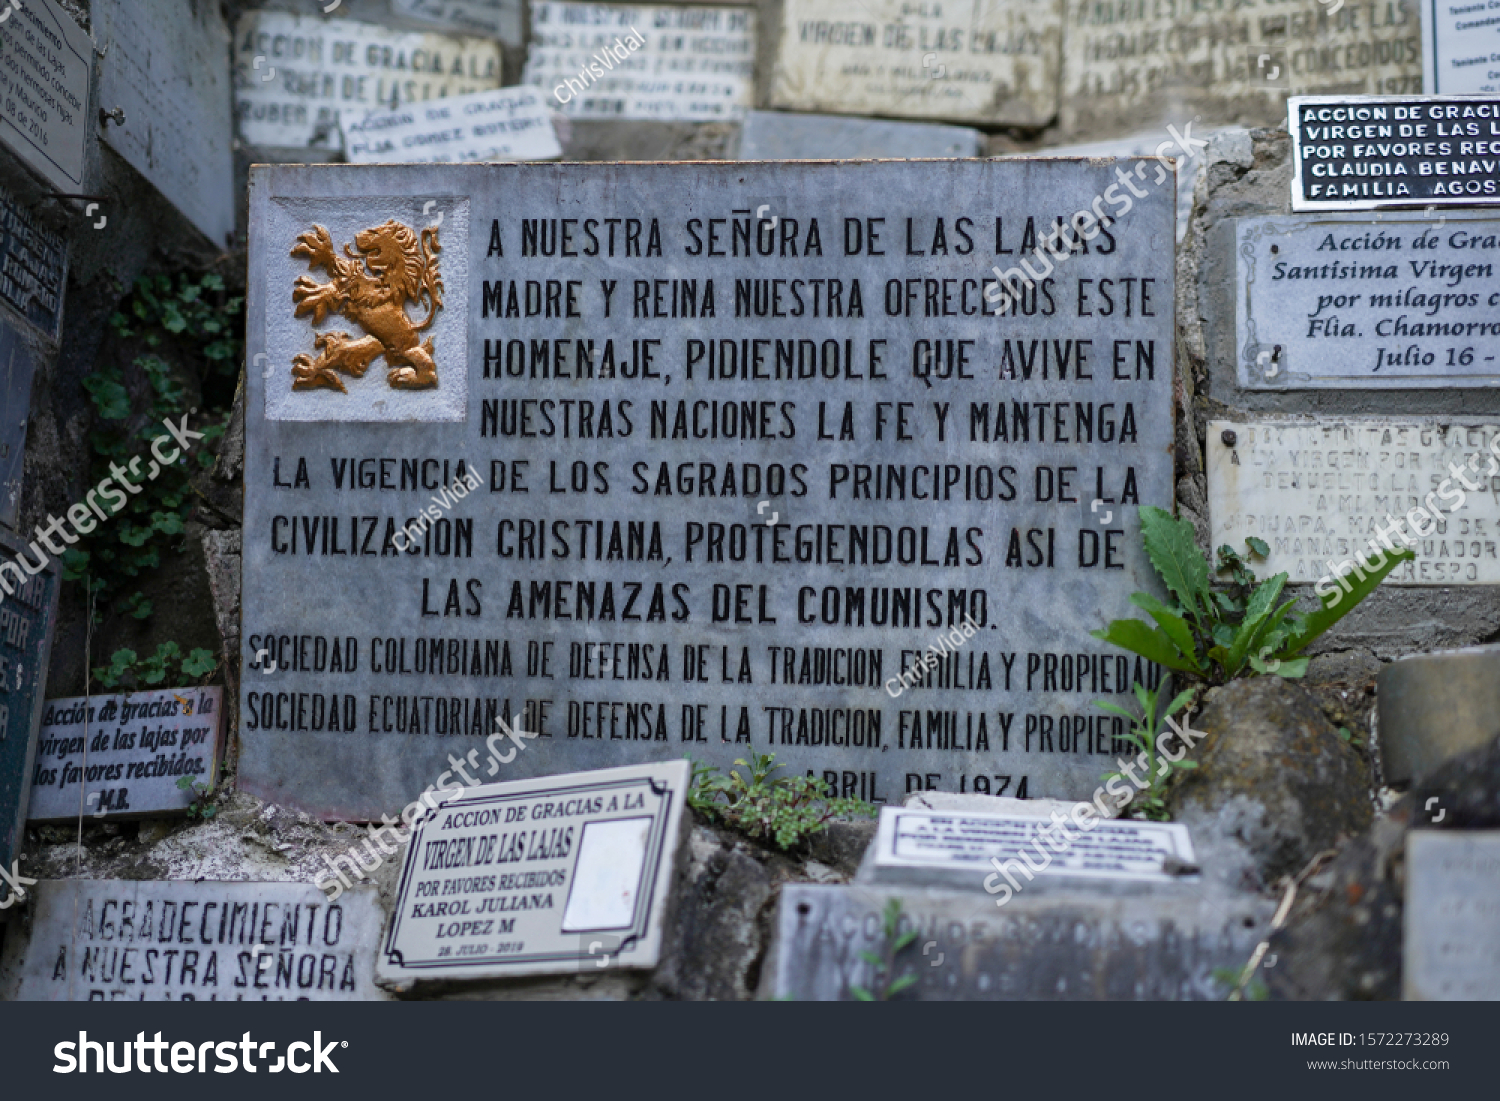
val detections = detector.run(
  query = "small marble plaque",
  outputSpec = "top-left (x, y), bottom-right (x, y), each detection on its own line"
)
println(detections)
top-left (1289, 96), bottom-right (1500, 211)
top-left (25, 687), bottom-right (225, 823)
top-left (0, 537), bottom-right (58, 914)
top-left (344, 86), bottom-right (561, 163)
top-left (524, 2), bottom-right (755, 121)
top-left (0, 0), bottom-right (90, 192)
top-left (93, 0), bottom-right (236, 247)
top-left (0, 879), bottom-right (389, 1000)
top-left (0, 179), bottom-right (67, 340)
top-left (393, 0), bottom-right (523, 45)
top-left (1208, 417), bottom-right (1500, 587)
top-left (737, 111), bottom-right (982, 160)
top-left (770, 0), bottom-right (1061, 127)
top-left (1403, 830), bottom-right (1500, 1000)
top-left (233, 11), bottom-right (503, 150)
top-left (1235, 212), bottom-right (1500, 389)
top-left (1423, 0), bottom-right (1499, 95)
top-left (379, 761), bottom-right (688, 983)
top-left (867, 806), bottom-right (1196, 887)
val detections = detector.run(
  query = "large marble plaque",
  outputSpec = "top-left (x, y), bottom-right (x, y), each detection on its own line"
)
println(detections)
top-left (769, 0), bottom-right (1061, 127)
top-left (761, 883), bottom-right (1269, 1000)
top-left (1062, 0), bottom-right (1423, 141)
top-left (344, 86), bottom-right (561, 163)
top-left (0, 879), bottom-right (389, 1000)
top-left (1235, 212), bottom-right (1500, 389)
top-left (241, 159), bottom-right (1175, 820)
top-left (93, 0), bottom-right (236, 247)
top-left (379, 761), bottom-right (688, 982)
top-left (1423, 0), bottom-right (1499, 95)
top-left (524, 2), bottom-right (755, 121)
top-left (0, 539), bottom-right (58, 913)
top-left (26, 687), bottom-right (224, 823)
top-left (1404, 830), bottom-right (1500, 1000)
top-left (393, 0), bottom-right (524, 45)
top-left (1289, 95), bottom-right (1500, 210)
top-left (0, 179), bottom-right (67, 340)
top-left (1208, 417), bottom-right (1500, 586)
top-left (0, 0), bottom-right (90, 193)
top-left (233, 11), bottom-right (503, 150)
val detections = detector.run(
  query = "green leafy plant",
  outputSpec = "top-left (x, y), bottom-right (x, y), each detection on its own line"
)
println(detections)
top-left (1212, 965), bottom-right (1268, 1001)
top-left (850, 899), bottom-right (919, 1001)
top-left (93, 643), bottom-right (218, 689)
top-left (176, 773), bottom-right (217, 820)
top-left (63, 272), bottom-right (241, 619)
top-left (686, 752), bottom-right (876, 850)
top-left (1095, 681), bottom-right (1198, 820)
top-left (1092, 506), bottom-right (1412, 685)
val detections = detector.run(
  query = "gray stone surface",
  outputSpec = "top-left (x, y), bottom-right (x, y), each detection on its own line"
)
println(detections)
top-left (769, 0), bottom-right (1062, 128)
top-left (0, 0), bottom-right (90, 193)
top-left (737, 111), bottom-right (981, 161)
top-left (0, 878), bottom-right (390, 1000)
top-left (25, 688), bottom-right (224, 822)
top-left (858, 805), bottom-right (1198, 891)
top-left (761, 881), bottom-right (1271, 1000)
top-left (93, 0), bottom-right (236, 247)
top-left (393, 0), bottom-right (522, 45)
top-left (1234, 213), bottom-right (1500, 388)
top-left (1169, 678), bottom-right (1372, 889)
top-left (241, 159), bottom-right (1176, 819)
top-left (1423, 1), bottom-right (1496, 96)
top-left (378, 761), bottom-right (689, 985)
top-left (1208, 417), bottom-right (1500, 587)
top-left (1403, 830), bottom-right (1500, 1000)
top-left (1379, 646), bottom-right (1500, 784)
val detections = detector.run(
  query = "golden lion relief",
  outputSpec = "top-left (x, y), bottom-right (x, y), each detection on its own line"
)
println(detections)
top-left (288, 220), bottom-right (443, 392)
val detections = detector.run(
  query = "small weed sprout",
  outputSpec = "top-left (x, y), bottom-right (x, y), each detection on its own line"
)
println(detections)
top-left (686, 752), bottom-right (875, 850)
top-left (850, 898), bottom-right (919, 1001)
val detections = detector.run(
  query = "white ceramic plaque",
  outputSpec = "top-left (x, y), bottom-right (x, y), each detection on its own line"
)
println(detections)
top-left (1236, 213), bottom-right (1500, 389)
top-left (524, 2), bottom-right (755, 121)
top-left (771, 0), bottom-right (1061, 127)
top-left (0, 879), bottom-right (389, 1001)
top-left (1208, 417), bottom-right (1500, 587)
top-left (393, 0), bottom-right (523, 45)
top-left (379, 761), bottom-right (688, 982)
top-left (1404, 830), bottom-right (1500, 1000)
top-left (93, 0), bottom-right (235, 247)
top-left (0, 0), bottom-right (90, 192)
top-left (872, 806), bottom-right (1196, 882)
top-left (234, 11), bottom-right (503, 149)
top-left (25, 687), bottom-right (224, 822)
top-left (344, 86), bottom-right (561, 163)
top-left (1423, 0), bottom-right (1499, 95)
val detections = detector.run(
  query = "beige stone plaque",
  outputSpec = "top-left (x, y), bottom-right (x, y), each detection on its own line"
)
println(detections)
top-left (1062, 0), bottom-right (1423, 141)
top-left (770, 0), bottom-right (1061, 127)
top-left (1207, 418), bottom-right (1500, 588)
